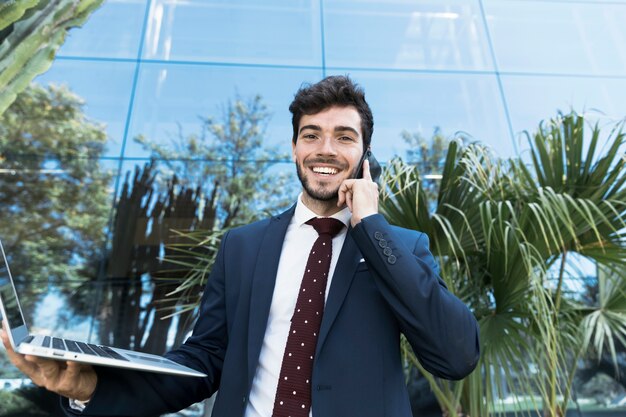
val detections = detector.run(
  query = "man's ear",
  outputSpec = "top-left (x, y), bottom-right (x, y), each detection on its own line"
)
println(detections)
top-left (291, 141), bottom-right (297, 162)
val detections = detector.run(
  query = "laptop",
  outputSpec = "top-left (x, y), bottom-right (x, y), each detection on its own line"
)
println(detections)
top-left (0, 239), bottom-right (206, 377)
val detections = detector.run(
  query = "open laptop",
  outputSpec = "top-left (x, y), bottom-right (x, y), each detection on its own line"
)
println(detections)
top-left (0, 239), bottom-right (206, 377)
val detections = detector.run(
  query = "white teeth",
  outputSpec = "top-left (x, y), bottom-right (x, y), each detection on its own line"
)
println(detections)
top-left (312, 167), bottom-right (338, 175)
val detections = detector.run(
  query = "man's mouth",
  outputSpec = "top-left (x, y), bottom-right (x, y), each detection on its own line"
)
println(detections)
top-left (312, 166), bottom-right (339, 176)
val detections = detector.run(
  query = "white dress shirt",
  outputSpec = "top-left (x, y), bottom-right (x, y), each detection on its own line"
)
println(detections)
top-left (244, 195), bottom-right (351, 417)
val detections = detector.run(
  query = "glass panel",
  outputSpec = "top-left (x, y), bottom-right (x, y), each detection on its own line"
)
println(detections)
top-left (502, 74), bottom-right (626, 153)
top-left (324, 0), bottom-right (493, 71)
top-left (142, 0), bottom-right (323, 66)
top-left (57, 0), bottom-right (147, 59)
top-left (33, 59), bottom-right (136, 158)
top-left (124, 63), bottom-right (323, 158)
top-left (97, 157), bottom-right (295, 354)
top-left (0, 156), bottom-right (119, 337)
top-left (484, 0), bottom-right (626, 76)
top-left (325, 70), bottom-right (513, 160)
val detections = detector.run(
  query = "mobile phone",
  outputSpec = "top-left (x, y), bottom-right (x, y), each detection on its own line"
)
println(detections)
top-left (354, 149), bottom-right (382, 182)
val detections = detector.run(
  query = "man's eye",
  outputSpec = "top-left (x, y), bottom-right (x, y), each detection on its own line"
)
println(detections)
top-left (339, 136), bottom-right (355, 142)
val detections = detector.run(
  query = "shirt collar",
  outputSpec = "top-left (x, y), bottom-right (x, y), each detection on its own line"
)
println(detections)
top-left (294, 193), bottom-right (351, 229)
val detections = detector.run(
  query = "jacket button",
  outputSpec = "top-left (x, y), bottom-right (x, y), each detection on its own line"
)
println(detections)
top-left (388, 255), bottom-right (397, 264)
top-left (383, 247), bottom-right (392, 256)
top-left (374, 231), bottom-right (383, 240)
top-left (242, 396), bottom-right (247, 403)
top-left (378, 239), bottom-right (387, 248)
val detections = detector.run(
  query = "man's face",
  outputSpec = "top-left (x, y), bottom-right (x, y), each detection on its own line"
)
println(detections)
top-left (292, 105), bottom-right (364, 204)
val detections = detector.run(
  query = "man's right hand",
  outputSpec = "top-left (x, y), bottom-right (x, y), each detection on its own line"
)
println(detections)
top-left (1, 321), bottom-right (97, 402)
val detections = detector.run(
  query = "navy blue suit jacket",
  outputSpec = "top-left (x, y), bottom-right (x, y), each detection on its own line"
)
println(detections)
top-left (67, 208), bottom-right (479, 417)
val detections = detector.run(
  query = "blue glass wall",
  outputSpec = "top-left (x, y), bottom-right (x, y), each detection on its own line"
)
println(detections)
top-left (4, 0), bottom-right (620, 347)
top-left (35, 0), bottom-right (626, 166)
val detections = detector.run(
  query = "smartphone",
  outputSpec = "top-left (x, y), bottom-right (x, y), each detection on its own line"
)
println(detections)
top-left (354, 149), bottom-right (382, 182)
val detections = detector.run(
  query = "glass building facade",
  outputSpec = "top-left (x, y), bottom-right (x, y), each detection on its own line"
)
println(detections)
top-left (39, 0), bottom-right (626, 163)
top-left (1, 0), bottom-right (626, 415)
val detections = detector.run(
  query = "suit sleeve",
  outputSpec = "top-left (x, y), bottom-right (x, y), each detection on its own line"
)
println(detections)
top-left (62, 231), bottom-right (232, 417)
top-left (350, 214), bottom-right (479, 380)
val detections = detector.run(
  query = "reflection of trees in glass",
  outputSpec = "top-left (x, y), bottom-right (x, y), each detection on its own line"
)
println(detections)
top-left (94, 94), bottom-right (293, 354)
top-left (0, 83), bottom-right (111, 319)
top-left (135, 94), bottom-right (293, 226)
top-left (96, 162), bottom-right (221, 353)
top-left (0, 0), bottom-right (104, 115)
top-left (401, 127), bottom-right (457, 205)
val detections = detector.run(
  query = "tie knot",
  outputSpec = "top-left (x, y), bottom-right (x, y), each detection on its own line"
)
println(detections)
top-left (306, 217), bottom-right (344, 237)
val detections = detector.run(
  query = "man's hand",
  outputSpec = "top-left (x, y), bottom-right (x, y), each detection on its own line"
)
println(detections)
top-left (337, 159), bottom-right (379, 226)
top-left (1, 321), bottom-right (97, 402)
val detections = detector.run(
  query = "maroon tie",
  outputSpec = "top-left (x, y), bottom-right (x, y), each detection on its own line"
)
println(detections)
top-left (272, 217), bottom-right (345, 417)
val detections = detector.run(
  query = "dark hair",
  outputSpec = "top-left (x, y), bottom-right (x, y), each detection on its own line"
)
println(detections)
top-left (289, 75), bottom-right (374, 150)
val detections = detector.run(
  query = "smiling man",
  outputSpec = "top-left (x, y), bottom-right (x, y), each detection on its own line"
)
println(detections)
top-left (293, 104), bottom-right (376, 221)
top-left (2, 75), bottom-right (479, 417)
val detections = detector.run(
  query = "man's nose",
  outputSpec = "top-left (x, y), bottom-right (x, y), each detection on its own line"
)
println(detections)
top-left (316, 137), bottom-right (337, 155)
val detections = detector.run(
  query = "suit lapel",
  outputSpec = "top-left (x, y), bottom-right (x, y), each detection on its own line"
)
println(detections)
top-left (247, 205), bottom-right (294, 384)
top-left (316, 229), bottom-right (361, 356)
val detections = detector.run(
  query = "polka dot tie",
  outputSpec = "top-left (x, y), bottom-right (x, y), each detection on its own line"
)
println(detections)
top-left (272, 217), bottom-right (344, 417)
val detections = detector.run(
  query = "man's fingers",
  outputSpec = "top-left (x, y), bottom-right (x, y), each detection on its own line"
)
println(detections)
top-left (62, 361), bottom-right (97, 401)
top-left (2, 324), bottom-right (95, 398)
top-left (1, 324), bottom-right (10, 349)
top-left (1, 327), bottom-right (39, 375)
top-left (346, 190), bottom-right (353, 211)
top-left (1, 322), bottom-right (11, 348)
top-left (59, 361), bottom-right (82, 393)
top-left (29, 355), bottom-right (61, 381)
top-left (65, 361), bottom-right (81, 379)
top-left (337, 180), bottom-right (354, 209)
top-left (337, 180), bottom-right (348, 207)
top-left (362, 159), bottom-right (372, 182)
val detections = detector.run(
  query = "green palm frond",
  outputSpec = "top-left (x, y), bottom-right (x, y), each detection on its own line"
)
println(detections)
top-left (155, 227), bottom-right (228, 319)
top-left (381, 110), bottom-right (626, 416)
top-left (580, 266), bottom-right (626, 367)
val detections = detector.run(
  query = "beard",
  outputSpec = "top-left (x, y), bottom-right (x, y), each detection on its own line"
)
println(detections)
top-left (295, 158), bottom-right (357, 202)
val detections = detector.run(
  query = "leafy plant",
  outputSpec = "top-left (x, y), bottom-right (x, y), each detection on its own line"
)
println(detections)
top-left (380, 111), bottom-right (626, 416)
top-left (0, 0), bottom-right (104, 115)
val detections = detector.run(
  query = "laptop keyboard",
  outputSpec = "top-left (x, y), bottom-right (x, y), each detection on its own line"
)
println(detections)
top-left (52, 337), bottom-right (65, 350)
top-left (64, 339), bottom-right (82, 353)
top-left (29, 336), bottom-right (128, 361)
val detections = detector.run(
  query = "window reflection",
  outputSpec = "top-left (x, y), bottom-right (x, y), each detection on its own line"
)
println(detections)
top-left (124, 64), bottom-right (322, 158)
top-left (142, 0), bottom-right (323, 66)
top-left (57, 0), bottom-right (146, 59)
top-left (325, 0), bottom-right (493, 70)
top-left (485, 0), bottom-right (626, 75)
top-left (502, 74), bottom-right (626, 148)
top-left (33, 60), bottom-right (136, 158)
top-left (329, 70), bottom-right (513, 158)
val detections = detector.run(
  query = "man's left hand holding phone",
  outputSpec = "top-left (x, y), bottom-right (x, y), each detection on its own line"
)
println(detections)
top-left (337, 156), bottom-right (380, 227)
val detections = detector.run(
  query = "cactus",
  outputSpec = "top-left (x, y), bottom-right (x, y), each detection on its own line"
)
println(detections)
top-left (0, 0), bottom-right (104, 115)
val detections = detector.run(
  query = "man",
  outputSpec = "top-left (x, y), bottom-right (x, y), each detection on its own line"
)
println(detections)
top-left (2, 75), bottom-right (479, 416)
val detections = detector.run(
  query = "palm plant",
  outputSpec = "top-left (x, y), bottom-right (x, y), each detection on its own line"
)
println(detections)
top-left (381, 111), bottom-right (626, 416)
top-left (0, 0), bottom-right (104, 115)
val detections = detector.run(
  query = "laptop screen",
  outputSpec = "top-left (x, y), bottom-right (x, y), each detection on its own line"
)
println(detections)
top-left (0, 241), bottom-right (29, 345)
